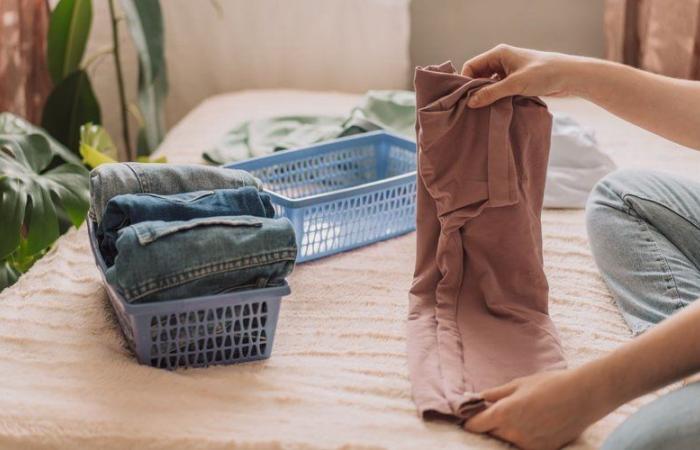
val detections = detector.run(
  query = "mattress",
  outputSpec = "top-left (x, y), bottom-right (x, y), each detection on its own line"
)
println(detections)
top-left (0, 90), bottom-right (698, 449)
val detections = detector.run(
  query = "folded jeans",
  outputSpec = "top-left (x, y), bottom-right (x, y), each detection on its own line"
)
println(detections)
top-left (89, 162), bottom-right (262, 223)
top-left (105, 216), bottom-right (297, 303)
top-left (98, 187), bottom-right (276, 265)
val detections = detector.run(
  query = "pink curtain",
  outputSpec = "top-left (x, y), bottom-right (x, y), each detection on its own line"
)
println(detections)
top-left (0, 0), bottom-right (52, 124)
top-left (605, 0), bottom-right (700, 79)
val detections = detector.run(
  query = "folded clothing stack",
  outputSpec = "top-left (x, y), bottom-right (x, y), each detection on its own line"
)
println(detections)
top-left (90, 163), bottom-right (297, 304)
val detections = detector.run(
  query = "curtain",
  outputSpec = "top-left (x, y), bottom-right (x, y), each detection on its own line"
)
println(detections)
top-left (605, 0), bottom-right (700, 79)
top-left (0, 0), bottom-right (52, 124)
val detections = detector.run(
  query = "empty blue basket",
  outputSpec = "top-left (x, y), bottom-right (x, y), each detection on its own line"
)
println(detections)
top-left (226, 131), bottom-right (417, 262)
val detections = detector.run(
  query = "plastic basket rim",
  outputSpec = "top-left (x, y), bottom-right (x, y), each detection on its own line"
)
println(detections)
top-left (224, 130), bottom-right (417, 208)
top-left (86, 220), bottom-right (291, 317)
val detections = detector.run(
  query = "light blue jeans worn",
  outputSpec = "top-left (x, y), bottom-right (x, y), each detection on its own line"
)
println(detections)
top-left (586, 169), bottom-right (700, 450)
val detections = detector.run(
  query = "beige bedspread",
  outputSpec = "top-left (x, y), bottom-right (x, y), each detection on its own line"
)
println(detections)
top-left (1, 91), bottom-right (698, 450)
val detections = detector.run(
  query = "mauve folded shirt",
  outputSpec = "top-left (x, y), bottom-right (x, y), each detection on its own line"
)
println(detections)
top-left (407, 61), bottom-right (567, 423)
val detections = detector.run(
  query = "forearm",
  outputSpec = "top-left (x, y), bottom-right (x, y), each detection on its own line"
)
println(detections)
top-left (578, 300), bottom-right (700, 415)
top-left (564, 57), bottom-right (700, 151)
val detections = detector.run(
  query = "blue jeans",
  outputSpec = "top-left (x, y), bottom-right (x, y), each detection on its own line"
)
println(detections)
top-left (105, 216), bottom-right (297, 303)
top-left (97, 187), bottom-right (275, 265)
top-left (586, 169), bottom-right (700, 449)
top-left (601, 381), bottom-right (700, 450)
top-left (90, 163), bottom-right (262, 222)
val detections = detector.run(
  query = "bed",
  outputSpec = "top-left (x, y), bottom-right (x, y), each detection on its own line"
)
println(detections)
top-left (0, 90), bottom-right (698, 449)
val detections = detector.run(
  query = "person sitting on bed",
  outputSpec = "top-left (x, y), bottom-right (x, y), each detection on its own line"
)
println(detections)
top-left (459, 44), bottom-right (700, 450)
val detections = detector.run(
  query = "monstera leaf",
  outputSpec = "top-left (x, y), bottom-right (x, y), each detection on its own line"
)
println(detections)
top-left (0, 260), bottom-right (20, 291)
top-left (0, 112), bottom-right (82, 167)
top-left (0, 126), bottom-right (89, 261)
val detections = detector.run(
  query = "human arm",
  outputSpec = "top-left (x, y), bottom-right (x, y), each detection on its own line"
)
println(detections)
top-left (462, 45), bottom-right (700, 151)
top-left (463, 299), bottom-right (700, 450)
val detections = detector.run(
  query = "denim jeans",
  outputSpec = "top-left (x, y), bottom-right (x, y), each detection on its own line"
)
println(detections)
top-left (90, 163), bottom-right (262, 223)
top-left (105, 216), bottom-right (297, 303)
top-left (586, 169), bottom-right (700, 334)
top-left (601, 381), bottom-right (700, 450)
top-left (586, 169), bottom-right (700, 449)
top-left (98, 187), bottom-right (275, 265)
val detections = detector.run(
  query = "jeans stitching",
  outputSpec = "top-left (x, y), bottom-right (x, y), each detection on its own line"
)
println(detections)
top-left (140, 191), bottom-right (216, 204)
top-left (626, 202), bottom-right (684, 310)
top-left (622, 193), bottom-right (700, 232)
top-left (123, 250), bottom-right (297, 301)
top-left (124, 163), bottom-right (147, 193)
top-left (126, 257), bottom-right (295, 302)
top-left (131, 248), bottom-right (296, 291)
top-left (134, 217), bottom-right (264, 246)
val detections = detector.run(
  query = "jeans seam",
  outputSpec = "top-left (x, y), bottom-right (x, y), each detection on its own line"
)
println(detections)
top-left (134, 218), bottom-right (264, 246)
top-left (622, 193), bottom-right (700, 232)
top-left (123, 250), bottom-right (296, 301)
top-left (129, 248), bottom-right (296, 292)
top-left (124, 163), bottom-right (146, 193)
top-left (141, 191), bottom-right (215, 204)
top-left (625, 202), bottom-right (684, 310)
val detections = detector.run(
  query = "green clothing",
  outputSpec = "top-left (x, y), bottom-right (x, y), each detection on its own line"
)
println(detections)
top-left (203, 90), bottom-right (416, 165)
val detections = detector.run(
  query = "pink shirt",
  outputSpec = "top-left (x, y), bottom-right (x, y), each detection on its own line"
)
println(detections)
top-left (407, 61), bottom-right (567, 423)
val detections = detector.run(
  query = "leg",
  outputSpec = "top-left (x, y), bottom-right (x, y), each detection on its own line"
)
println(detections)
top-left (586, 169), bottom-right (700, 334)
top-left (601, 381), bottom-right (700, 450)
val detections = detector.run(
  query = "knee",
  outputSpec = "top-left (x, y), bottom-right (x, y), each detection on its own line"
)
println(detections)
top-left (587, 168), bottom-right (665, 208)
top-left (585, 169), bottom-right (652, 237)
top-left (587, 169), bottom-right (649, 208)
top-left (585, 169), bottom-right (652, 262)
top-left (585, 170), bottom-right (626, 243)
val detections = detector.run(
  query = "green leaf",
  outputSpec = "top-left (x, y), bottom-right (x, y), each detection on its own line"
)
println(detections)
top-left (41, 70), bottom-right (101, 154)
top-left (10, 238), bottom-right (47, 274)
top-left (119, 0), bottom-right (168, 155)
top-left (0, 122), bottom-right (89, 260)
top-left (0, 177), bottom-right (26, 261)
top-left (136, 155), bottom-right (166, 164)
top-left (47, 0), bottom-right (93, 83)
top-left (0, 239), bottom-right (47, 293)
top-left (0, 112), bottom-right (82, 166)
top-left (79, 123), bottom-right (118, 168)
top-left (0, 259), bottom-right (20, 292)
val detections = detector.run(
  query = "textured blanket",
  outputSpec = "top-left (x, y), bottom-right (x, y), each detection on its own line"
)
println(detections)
top-left (1, 91), bottom-right (698, 449)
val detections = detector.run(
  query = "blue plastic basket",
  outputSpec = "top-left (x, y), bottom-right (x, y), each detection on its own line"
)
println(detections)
top-left (226, 131), bottom-right (417, 262)
top-left (87, 221), bottom-right (289, 369)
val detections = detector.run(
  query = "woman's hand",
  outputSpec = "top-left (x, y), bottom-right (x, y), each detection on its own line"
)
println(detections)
top-left (464, 299), bottom-right (700, 450)
top-left (464, 369), bottom-right (614, 450)
top-left (462, 45), bottom-right (582, 108)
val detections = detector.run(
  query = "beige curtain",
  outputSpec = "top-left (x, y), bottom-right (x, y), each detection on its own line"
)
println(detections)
top-left (0, 0), bottom-right (52, 124)
top-left (605, 0), bottom-right (700, 79)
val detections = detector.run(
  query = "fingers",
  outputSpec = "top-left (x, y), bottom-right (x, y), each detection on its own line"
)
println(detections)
top-left (481, 382), bottom-right (518, 402)
top-left (464, 407), bottom-right (499, 433)
top-left (464, 381), bottom-right (519, 434)
top-left (461, 44), bottom-right (511, 78)
top-left (467, 76), bottom-right (521, 108)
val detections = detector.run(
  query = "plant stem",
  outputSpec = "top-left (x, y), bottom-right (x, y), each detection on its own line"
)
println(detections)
top-left (108, 0), bottom-right (133, 161)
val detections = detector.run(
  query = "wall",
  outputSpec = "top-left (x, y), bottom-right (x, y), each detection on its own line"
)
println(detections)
top-left (410, 0), bottom-right (605, 69)
top-left (86, 0), bottom-right (411, 159)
